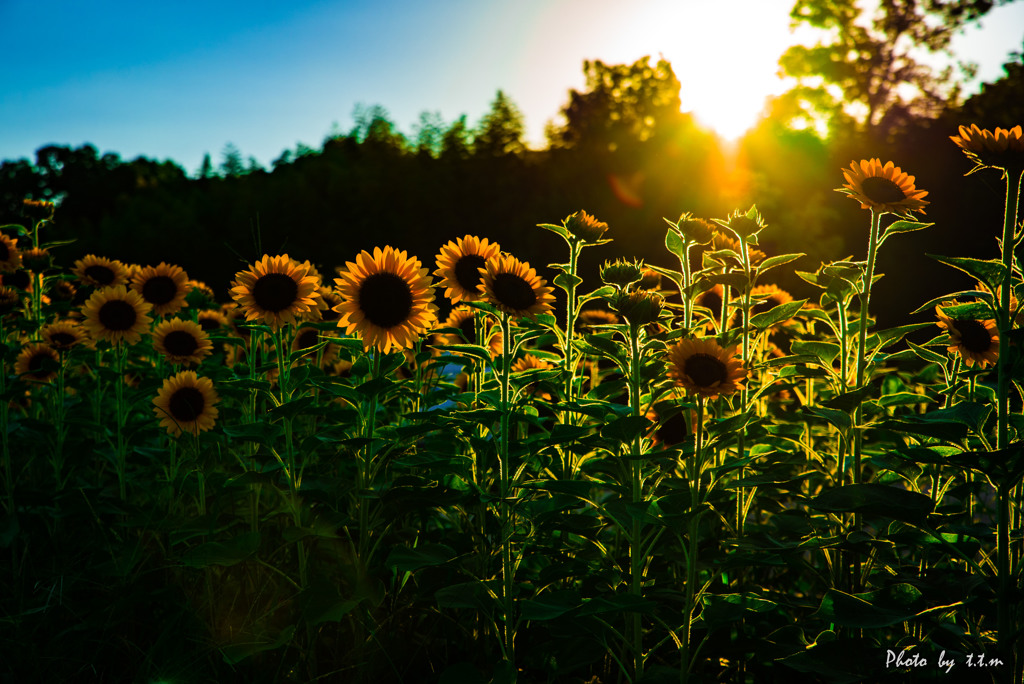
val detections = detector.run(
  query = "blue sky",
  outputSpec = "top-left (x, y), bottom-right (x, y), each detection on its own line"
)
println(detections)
top-left (2, 0), bottom-right (1022, 174)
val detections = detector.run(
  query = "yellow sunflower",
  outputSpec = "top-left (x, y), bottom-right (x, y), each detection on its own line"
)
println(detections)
top-left (22, 199), bottom-right (55, 221)
top-left (184, 279), bottom-right (217, 309)
top-left (14, 343), bottom-right (60, 384)
top-left (153, 318), bottom-right (213, 366)
top-left (935, 305), bottom-right (999, 369)
top-left (81, 285), bottom-right (153, 345)
top-left (196, 308), bottom-right (229, 333)
top-left (132, 262), bottom-right (191, 316)
top-left (576, 308), bottom-right (619, 333)
top-left (950, 124), bottom-right (1024, 171)
top-left (667, 337), bottom-right (745, 398)
top-left (231, 254), bottom-right (321, 331)
top-left (436, 305), bottom-right (503, 357)
top-left (334, 246), bottom-right (438, 354)
top-left (0, 234), bottom-right (22, 273)
top-left (511, 354), bottom-right (553, 373)
top-left (0, 286), bottom-right (21, 315)
top-left (152, 370), bottom-right (220, 437)
top-left (646, 407), bottom-right (693, 448)
top-left (47, 279), bottom-right (77, 303)
top-left (839, 159), bottom-right (929, 215)
top-left (695, 284), bottom-right (725, 321)
top-left (733, 284), bottom-right (796, 329)
top-left (292, 324), bottom-right (339, 365)
top-left (72, 255), bottom-right (129, 287)
top-left (21, 246), bottom-right (52, 272)
top-left (434, 235), bottom-right (502, 303)
top-left (480, 253), bottom-right (555, 321)
top-left (40, 320), bottom-right (88, 352)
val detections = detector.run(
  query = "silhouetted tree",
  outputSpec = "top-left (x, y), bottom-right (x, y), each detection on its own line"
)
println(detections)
top-left (779, 0), bottom-right (1014, 139)
top-left (197, 153), bottom-right (215, 179)
top-left (413, 111), bottom-right (445, 158)
top-left (221, 143), bottom-right (245, 176)
top-left (441, 115), bottom-right (471, 161)
top-left (473, 90), bottom-right (527, 157)
top-left (959, 41), bottom-right (1024, 127)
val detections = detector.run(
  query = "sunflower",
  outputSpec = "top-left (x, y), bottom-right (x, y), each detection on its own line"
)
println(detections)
top-left (14, 343), bottom-right (60, 384)
top-left (646, 407), bottom-right (693, 447)
top-left (132, 262), bottom-right (191, 316)
top-left (695, 284), bottom-right (725, 321)
top-left (0, 286), bottom-right (20, 315)
top-left (72, 255), bottom-right (129, 287)
top-left (47, 279), bottom-right (77, 303)
top-left (152, 370), bottom-right (219, 437)
top-left (576, 308), bottom-right (619, 333)
top-left (0, 269), bottom-right (31, 291)
top-left (292, 324), bottom-right (339, 365)
top-left (40, 320), bottom-right (88, 352)
top-left (184, 279), bottom-right (218, 310)
top-left (667, 337), bottom-right (745, 398)
top-left (839, 159), bottom-right (929, 215)
top-left (22, 199), bottom-right (55, 221)
top-left (436, 305), bottom-right (503, 357)
top-left (0, 234), bottom-right (22, 273)
top-left (222, 303), bottom-right (252, 341)
top-left (231, 254), bottom-right (321, 331)
top-left (153, 318), bottom-right (213, 366)
top-left (935, 305), bottom-right (999, 368)
top-left (196, 308), bottom-right (229, 333)
top-left (512, 354), bottom-right (553, 373)
top-left (480, 253), bottom-right (555, 321)
top-left (334, 246), bottom-right (438, 354)
top-left (434, 235), bottom-right (502, 303)
top-left (950, 124), bottom-right (1024, 171)
top-left (287, 258), bottom-right (328, 320)
top-left (81, 285), bottom-right (153, 345)
top-left (20, 246), bottom-right (52, 272)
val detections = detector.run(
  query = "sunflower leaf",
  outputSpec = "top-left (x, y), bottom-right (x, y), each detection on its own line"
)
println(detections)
top-left (864, 323), bottom-right (934, 350)
top-left (665, 228), bottom-right (686, 260)
top-left (553, 272), bottom-right (583, 292)
top-left (755, 253), bottom-right (805, 278)
top-left (706, 272), bottom-right (750, 291)
top-left (938, 301), bottom-right (993, 320)
top-left (791, 340), bottom-right (841, 365)
top-left (879, 220), bottom-right (932, 244)
top-left (928, 254), bottom-right (1007, 293)
top-left (907, 340), bottom-right (948, 365)
top-left (749, 300), bottom-right (806, 330)
top-left (910, 290), bottom-right (994, 315)
top-left (537, 222), bottom-right (569, 240)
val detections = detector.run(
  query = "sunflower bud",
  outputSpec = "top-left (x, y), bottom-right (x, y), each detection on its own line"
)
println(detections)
top-left (21, 247), bottom-right (52, 272)
top-left (718, 206), bottom-right (765, 240)
top-left (565, 210), bottom-right (609, 243)
top-left (22, 199), bottom-right (55, 221)
top-left (676, 216), bottom-right (715, 244)
top-left (614, 290), bottom-right (663, 326)
top-left (601, 259), bottom-right (643, 288)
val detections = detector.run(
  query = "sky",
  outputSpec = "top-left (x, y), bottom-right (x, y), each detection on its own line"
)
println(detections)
top-left (2, 0), bottom-right (1023, 174)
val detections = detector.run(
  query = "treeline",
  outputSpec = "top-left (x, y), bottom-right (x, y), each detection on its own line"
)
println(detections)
top-left (1, 50), bottom-right (1021, 326)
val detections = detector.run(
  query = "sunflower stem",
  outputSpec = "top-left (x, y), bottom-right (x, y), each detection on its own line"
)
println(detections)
top-left (1, 358), bottom-right (12, 516)
top-left (114, 343), bottom-right (128, 501)
top-left (627, 319), bottom-right (645, 680)
top-left (681, 395), bottom-right (704, 684)
top-left (498, 312), bottom-right (516, 668)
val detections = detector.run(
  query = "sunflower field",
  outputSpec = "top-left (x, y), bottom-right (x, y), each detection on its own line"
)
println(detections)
top-left (2, 126), bottom-right (1024, 683)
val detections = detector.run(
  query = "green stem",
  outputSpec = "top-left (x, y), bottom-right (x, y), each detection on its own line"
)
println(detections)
top-left (115, 344), bottom-right (128, 501)
top-left (498, 313), bottom-right (515, 666)
top-left (681, 395), bottom-right (704, 684)
top-left (627, 321), bottom-right (644, 679)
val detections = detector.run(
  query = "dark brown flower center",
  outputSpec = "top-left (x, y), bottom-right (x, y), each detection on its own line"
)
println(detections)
top-left (0, 242), bottom-right (9, 261)
top-left (169, 386), bottom-right (205, 422)
top-left (29, 351), bottom-right (55, 377)
top-left (48, 332), bottom-right (77, 350)
top-left (320, 293), bottom-right (341, 322)
top-left (84, 264), bottom-right (116, 285)
top-left (657, 411), bottom-right (689, 446)
top-left (296, 328), bottom-right (319, 350)
top-left (491, 273), bottom-right (536, 312)
top-left (457, 315), bottom-right (477, 344)
top-left (454, 254), bottom-right (487, 293)
top-left (358, 272), bottom-right (413, 328)
top-left (699, 290), bottom-right (723, 317)
top-left (685, 353), bottom-right (728, 387)
top-left (754, 295), bottom-right (783, 316)
top-left (4, 270), bottom-right (30, 290)
top-left (142, 275), bottom-right (178, 306)
top-left (955, 319), bottom-right (992, 353)
top-left (164, 330), bottom-right (199, 357)
top-left (98, 299), bottom-right (138, 331)
top-left (198, 315), bottom-right (222, 331)
top-left (251, 273), bottom-right (299, 313)
top-left (861, 176), bottom-right (907, 204)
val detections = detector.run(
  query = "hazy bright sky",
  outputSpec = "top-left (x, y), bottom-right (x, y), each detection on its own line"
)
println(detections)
top-left (2, 0), bottom-right (1022, 174)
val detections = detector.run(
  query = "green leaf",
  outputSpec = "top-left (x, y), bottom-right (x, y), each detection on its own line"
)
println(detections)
top-left (519, 589), bottom-right (582, 621)
top-left (385, 543), bottom-right (457, 573)
top-left (791, 340), bottom-right (841, 365)
top-left (576, 594), bottom-right (656, 617)
top-left (756, 252), bottom-right (804, 277)
top-left (806, 407), bottom-right (850, 431)
top-left (441, 343), bottom-right (493, 364)
top-left (810, 484), bottom-right (933, 525)
top-left (937, 301), bottom-right (994, 320)
top-left (880, 219), bottom-right (932, 243)
top-left (865, 323), bottom-right (934, 350)
top-left (701, 593), bottom-right (777, 627)
top-left (929, 254), bottom-right (1007, 293)
top-left (554, 271), bottom-right (584, 291)
top-left (749, 300), bottom-right (805, 330)
top-left (665, 227), bottom-right (686, 260)
top-left (812, 584), bottom-right (923, 629)
top-left (436, 580), bottom-right (500, 611)
top-left (601, 416), bottom-right (652, 444)
top-left (907, 340), bottom-right (948, 365)
top-left (537, 222), bottom-right (569, 240)
top-left (181, 532), bottom-right (261, 568)
top-left (706, 272), bottom-right (750, 291)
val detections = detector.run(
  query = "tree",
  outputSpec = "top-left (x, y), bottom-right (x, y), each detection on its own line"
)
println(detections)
top-left (197, 153), bottom-right (215, 179)
top-left (413, 111), bottom-right (446, 157)
top-left (473, 90), bottom-right (527, 157)
top-left (778, 0), bottom-right (1015, 139)
top-left (959, 41), bottom-right (1024, 127)
top-left (221, 143), bottom-right (245, 176)
top-left (441, 115), bottom-right (471, 161)
top-left (547, 56), bottom-right (683, 151)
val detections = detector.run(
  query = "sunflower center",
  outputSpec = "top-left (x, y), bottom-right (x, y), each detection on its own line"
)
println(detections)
top-left (491, 273), bottom-right (537, 311)
top-left (699, 291), bottom-right (723, 316)
top-left (164, 330), bottom-right (199, 357)
top-left (685, 353), bottom-right (728, 388)
top-left (49, 332), bottom-right (77, 349)
top-left (358, 272), bottom-right (413, 328)
top-left (454, 254), bottom-right (487, 293)
top-left (169, 386), bottom-right (205, 422)
top-left (142, 275), bottom-right (178, 306)
top-left (754, 296), bottom-right (783, 316)
top-left (84, 265), bottom-right (116, 285)
top-left (296, 329), bottom-right (319, 350)
top-left (198, 316), bottom-right (222, 331)
top-left (657, 411), bottom-right (689, 446)
top-left (29, 352), bottom-right (53, 376)
top-left (458, 315), bottom-right (477, 344)
top-left (0, 242), bottom-right (8, 261)
top-left (4, 270), bottom-right (29, 290)
top-left (955, 319), bottom-right (992, 353)
top-left (251, 273), bottom-right (299, 313)
top-left (98, 299), bottom-right (138, 331)
top-left (861, 177), bottom-right (906, 204)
